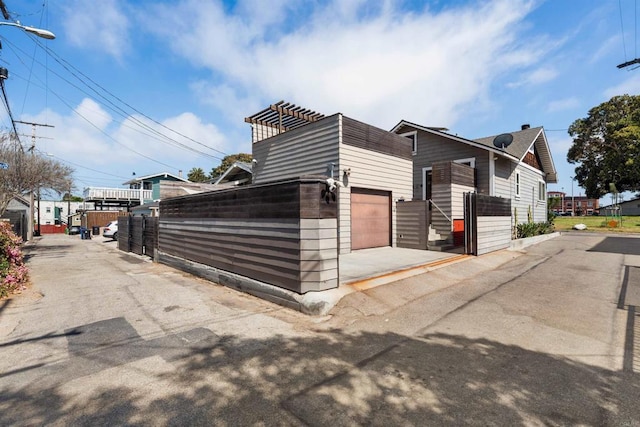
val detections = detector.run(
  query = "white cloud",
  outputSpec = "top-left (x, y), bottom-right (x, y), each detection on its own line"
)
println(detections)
top-left (547, 97), bottom-right (580, 113)
top-left (604, 74), bottom-right (640, 98)
top-left (22, 99), bottom-right (227, 182)
top-left (506, 66), bottom-right (558, 89)
top-left (144, 0), bottom-right (541, 129)
top-left (74, 98), bottom-right (113, 131)
top-left (61, 0), bottom-right (131, 60)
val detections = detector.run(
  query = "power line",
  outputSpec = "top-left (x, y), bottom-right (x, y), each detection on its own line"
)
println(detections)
top-left (37, 40), bottom-right (228, 158)
top-left (2, 38), bottom-right (226, 161)
top-left (618, 0), bottom-right (640, 69)
top-left (0, 77), bottom-right (19, 137)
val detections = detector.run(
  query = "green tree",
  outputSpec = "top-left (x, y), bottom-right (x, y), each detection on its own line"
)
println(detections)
top-left (567, 94), bottom-right (640, 199)
top-left (209, 153), bottom-right (252, 179)
top-left (187, 167), bottom-right (208, 182)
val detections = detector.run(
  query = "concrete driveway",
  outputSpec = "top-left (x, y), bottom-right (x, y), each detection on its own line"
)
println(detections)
top-left (1, 232), bottom-right (639, 425)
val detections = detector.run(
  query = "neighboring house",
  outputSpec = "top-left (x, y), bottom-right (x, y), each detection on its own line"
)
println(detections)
top-left (248, 101), bottom-right (413, 254)
top-left (392, 121), bottom-right (557, 228)
top-left (1, 196), bottom-right (30, 241)
top-left (600, 197), bottom-right (640, 216)
top-left (212, 161), bottom-right (253, 188)
top-left (84, 172), bottom-right (189, 209)
top-left (547, 191), bottom-right (600, 215)
top-left (131, 201), bottom-right (159, 217)
top-left (37, 200), bottom-right (93, 225)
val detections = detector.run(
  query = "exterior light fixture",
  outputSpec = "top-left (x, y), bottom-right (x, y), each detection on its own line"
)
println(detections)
top-left (0, 21), bottom-right (55, 40)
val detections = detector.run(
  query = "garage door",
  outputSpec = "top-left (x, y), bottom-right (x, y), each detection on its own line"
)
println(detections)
top-left (351, 188), bottom-right (391, 250)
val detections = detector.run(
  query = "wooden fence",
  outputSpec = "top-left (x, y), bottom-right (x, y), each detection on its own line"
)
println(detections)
top-left (157, 178), bottom-right (338, 294)
top-left (118, 215), bottom-right (158, 259)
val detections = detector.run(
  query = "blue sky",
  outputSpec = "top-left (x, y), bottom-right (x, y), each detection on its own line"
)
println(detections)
top-left (1, 0), bottom-right (639, 203)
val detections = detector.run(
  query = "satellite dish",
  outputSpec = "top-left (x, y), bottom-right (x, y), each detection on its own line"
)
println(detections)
top-left (493, 133), bottom-right (513, 149)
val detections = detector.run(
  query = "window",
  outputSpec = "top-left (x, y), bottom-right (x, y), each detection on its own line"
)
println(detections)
top-left (422, 167), bottom-right (432, 200)
top-left (46, 207), bottom-right (51, 213)
top-left (538, 180), bottom-right (546, 201)
top-left (455, 157), bottom-right (476, 168)
top-left (515, 171), bottom-right (520, 198)
top-left (400, 131), bottom-right (418, 155)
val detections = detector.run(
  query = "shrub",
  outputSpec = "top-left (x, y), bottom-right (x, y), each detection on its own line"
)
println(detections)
top-left (0, 222), bottom-right (29, 298)
top-left (516, 221), bottom-right (554, 239)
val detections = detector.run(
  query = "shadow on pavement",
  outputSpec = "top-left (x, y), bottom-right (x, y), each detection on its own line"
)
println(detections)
top-left (588, 236), bottom-right (640, 256)
top-left (0, 329), bottom-right (638, 425)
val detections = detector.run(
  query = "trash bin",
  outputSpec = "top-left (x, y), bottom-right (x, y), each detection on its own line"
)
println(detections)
top-left (92, 226), bottom-right (100, 236)
top-left (84, 229), bottom-right (91, 240)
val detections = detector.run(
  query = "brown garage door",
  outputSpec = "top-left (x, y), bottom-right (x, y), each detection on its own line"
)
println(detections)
top-left (351, 188), bottom-right (391, 250)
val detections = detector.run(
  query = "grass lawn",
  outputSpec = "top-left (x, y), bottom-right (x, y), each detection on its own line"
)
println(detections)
top-left (553, 215), bottom-right (640, 233)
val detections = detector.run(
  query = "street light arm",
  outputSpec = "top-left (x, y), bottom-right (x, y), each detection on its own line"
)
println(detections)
top-left (0, 21), bottom-right (55, 40)
top-left (23, 25), bottom-right (55, 40)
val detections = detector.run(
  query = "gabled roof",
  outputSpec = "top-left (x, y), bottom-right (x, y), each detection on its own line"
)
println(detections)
top-left (123, 172), bottom-right (189, 185)
top-left (245, 100), bottom-right (325, 133)
top-left (474, 127), bottom-right (557, 183)
top-left (393, 120), bottom-right (558, 183)
top-left (213, 162), bottom-right (253, 186)
top-left (392, 120), bottom-right (520, 162)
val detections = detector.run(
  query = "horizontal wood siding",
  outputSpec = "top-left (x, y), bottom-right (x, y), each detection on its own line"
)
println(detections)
top-left (410, 131), bottom-right (489, 199)
top-left (157, 179), bottom-right (338, 294)
top-left (493, 157), bottom-right (513, 199)
top-left (432, 162), bottom-right (475, 187)
top-left (342, 116), bottom-right (412, 160)
top-left (396, 201), bottom-right (428, 250)
top-left (252, 115), bottom-right (340, 184)
top-left (160, 218), bottom-right (302, 291)
top-left (477, 216), bottom-right (511, 255)
top-left (300, 218), bottom-right (338, 291)
top-left (513, 164), bottom-right (547, 224)
top-left (431, 183), bottom-right (452, 235)
top-left (451, 183), bottom-right (474, 219)
top-left (338, 141), bottom-right (413, 254)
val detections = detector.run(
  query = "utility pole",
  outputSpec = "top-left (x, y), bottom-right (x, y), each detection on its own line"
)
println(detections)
top-left (15, 120), bottom-right (54, 239)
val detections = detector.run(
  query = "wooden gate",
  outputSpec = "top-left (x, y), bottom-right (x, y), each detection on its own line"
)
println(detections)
top-left (464, 193), bottom-right (512, 256)
top-left (117, 215), bottom-right (158, 259)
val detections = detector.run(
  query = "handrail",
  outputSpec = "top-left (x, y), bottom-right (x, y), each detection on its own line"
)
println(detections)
top-left (429, 199), bottom-right (452, 223)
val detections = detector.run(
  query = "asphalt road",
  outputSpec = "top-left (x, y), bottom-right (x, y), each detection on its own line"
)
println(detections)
top-left (1, 232), bottom-right (639, 425)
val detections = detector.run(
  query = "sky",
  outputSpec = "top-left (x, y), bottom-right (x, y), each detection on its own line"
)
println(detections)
top-left (1, 0), bottom-right (639, 204)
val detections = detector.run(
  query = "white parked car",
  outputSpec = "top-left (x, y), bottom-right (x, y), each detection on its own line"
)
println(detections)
top-left (103, 221), bottom-right (118, 240)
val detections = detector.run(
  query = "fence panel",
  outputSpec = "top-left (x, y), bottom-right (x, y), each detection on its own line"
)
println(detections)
top-left (118, 216), bottom-right (129, 252)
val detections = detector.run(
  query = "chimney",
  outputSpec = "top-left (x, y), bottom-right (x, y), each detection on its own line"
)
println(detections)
top-left (521, 124), bottom-right (530, 130)
top-left (178, 169), bottom-right (183, 178)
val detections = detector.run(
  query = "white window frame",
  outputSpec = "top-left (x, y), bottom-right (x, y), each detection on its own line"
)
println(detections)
top-left (515, 171), bottom-right (521, 199)
top-left (538, 180), bottom-right (546, 202)
top-left (400, 131), bottom-right (418, 155)
top-left (422, 167), bottom-right (432, 200)
top-left (454, 157), bottom-right (476, 168)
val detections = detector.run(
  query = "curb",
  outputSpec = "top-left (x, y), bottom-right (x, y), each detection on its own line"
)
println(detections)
top-left (509, 232), bottom-right (560, 251)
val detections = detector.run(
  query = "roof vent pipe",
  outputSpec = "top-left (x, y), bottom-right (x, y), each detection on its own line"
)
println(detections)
top-left (521, 124), bottom-right (530, 130)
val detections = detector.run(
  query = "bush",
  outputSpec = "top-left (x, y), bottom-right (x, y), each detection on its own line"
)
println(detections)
top-left (516, 221), bottom-right (554, 239)
top-left (0, 222), bottom-right (28, 298)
